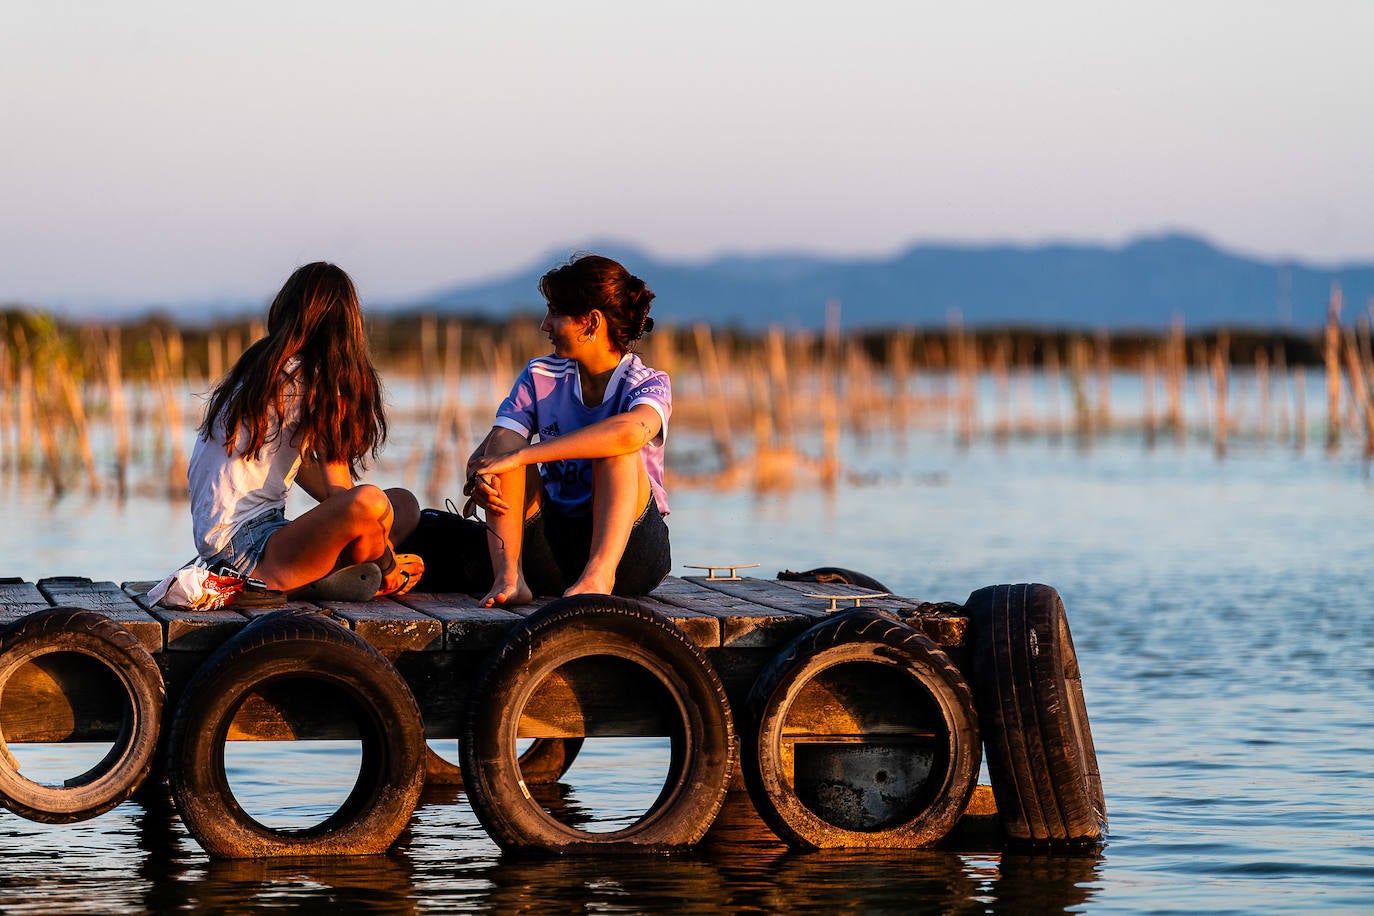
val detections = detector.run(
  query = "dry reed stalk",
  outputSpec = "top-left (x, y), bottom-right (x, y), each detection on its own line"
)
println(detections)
top-left (420, 313), bottom-right (438, 420)
top-left (1166, 317), bottom-right (1185, 441)
top-left (819, 355), bottom-right (840, 488)
top-left (1324, 285), bottom-right (1342, 452)
top-left (991, 336), bottom-right (1011, 445)
top-left (206, 330), bottom-right (222, 386)
top-left (226, 330), bottom-right (243, 368)
top-left (0, 319), bottom-right (11, 469)
top-left (1043, 344), bottom-right (1064, 439)
top-left (889, 330), bottom-right (911, 434)
top-left (14, 327), bottom-right (36, 472)
top-left (1294, 367), bottom-right (1308, 452)
top-left (1191, 341), bottom-right (1211, 434)
top-left (692, 324), bottom-right (736, 468)
top-left (1273, 347), bottom-right (1290, 444)
top-left (150, 327), bottom-right (188, 498)
top-left (1015, 338), bottom-right (1035, 436)
top-left (1340, 327), bottom-right (1374, 458)
top-left (105, 329), bottom-right (131, 500)
top-left (766, 327), bottom-right (795, 448)
top-left (1142, 349), bottom-right (1158, 448)
top-left (1211, 332), bottom-right (1230, 458)
top-left (1095, 329), bottom-right (1112, 430)
top-left (56, 353), bottom-right (101, 494)
top-left (33, 381), bottom-right (65, 498)
top-left (1068, 336), bottom-right (1092, 441)
top-left (949, 313), bottom-right (974, 448)
top-left (425, 321), bottom-right (468, 506)
top-left (1255, 349), bottom-right (1271, 443)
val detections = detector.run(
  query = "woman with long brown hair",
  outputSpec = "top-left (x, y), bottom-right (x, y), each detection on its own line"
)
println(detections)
top-left (188, 261), bottom-right (422, 597)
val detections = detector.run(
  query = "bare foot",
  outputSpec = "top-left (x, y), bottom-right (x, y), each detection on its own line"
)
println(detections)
top-left (481, 577), bottom-right (533, 607)
top-left (563, 570), bottom-right (615, 597)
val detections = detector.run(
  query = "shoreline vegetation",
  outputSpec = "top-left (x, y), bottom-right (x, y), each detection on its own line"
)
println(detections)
top-left (2, 288), bottom-right (1373, 503)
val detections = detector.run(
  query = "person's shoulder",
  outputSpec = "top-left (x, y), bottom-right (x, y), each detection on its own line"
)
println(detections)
top-left (527, 355), bottom-right (577, 379)
top-left (622, 353), bottom-right (668, 384)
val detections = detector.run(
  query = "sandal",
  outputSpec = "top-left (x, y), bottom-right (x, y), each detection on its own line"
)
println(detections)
top-left (377, 553), bottom-right (424, 598)
top-left (287, 562), bottom-right (384, 602)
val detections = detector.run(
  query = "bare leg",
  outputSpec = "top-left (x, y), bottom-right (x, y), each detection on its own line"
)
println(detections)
top-left (386, 487), bottom-right (421, 545)
top-left (565, 452), bottom-right (652, 597)
top-left (479, 465), bottom-right (541, 607)
top-left (251, 484), bottom-right (395, 592)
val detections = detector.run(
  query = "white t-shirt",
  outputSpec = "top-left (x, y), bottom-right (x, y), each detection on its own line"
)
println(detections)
top-left (188, 368), bottom-right (303, 560)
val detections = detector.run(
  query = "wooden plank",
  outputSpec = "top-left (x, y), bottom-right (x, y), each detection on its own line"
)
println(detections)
top-left (395, 591), bottom-right (525, 651)
top-left (309, 596), bottom-right (443, 656)
top-left (0, 652), bottom-right (125, 742)
top-left (0, 579), bottom-right (51, 623)
top-left (123, 581), bottom-right (247, 653)
top-left (632, 592), bottom-right (721, 648)
top-left (37, 578), bottom-right (164, 654)
top-left (765, 579), bottom-right (968, 647)
top-left (650, 576), bottom-right (814, 648)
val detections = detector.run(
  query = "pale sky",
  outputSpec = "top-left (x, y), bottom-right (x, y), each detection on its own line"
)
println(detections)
top-left (3, 0), bottom-right (1372, 311)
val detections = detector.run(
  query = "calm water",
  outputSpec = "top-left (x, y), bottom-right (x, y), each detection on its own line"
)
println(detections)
top-left (1, 418), bottom-right (1372, 913)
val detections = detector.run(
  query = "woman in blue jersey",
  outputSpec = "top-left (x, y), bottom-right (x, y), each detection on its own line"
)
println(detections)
top-left (403, 254), bottom-right (671, 606)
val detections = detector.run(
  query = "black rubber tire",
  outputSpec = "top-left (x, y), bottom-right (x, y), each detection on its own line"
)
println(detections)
top-left (777, 567), bottom-right (891, 593)
top-left (423, 737), bottom-right (585, 787)
top-left (460, 595), bottom-right (736, 852)
top-left (0, 607), bottom-right (164, 823)
top-left (965, 583), bottom-right (1107, 843)
top-left (168, 608), bottom-right (426, 858)
top-left (743, 609), bottom-right (980, 848)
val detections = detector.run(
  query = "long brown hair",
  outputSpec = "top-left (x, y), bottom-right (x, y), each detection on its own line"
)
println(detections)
top-left (200, 262), bottom-right (386, 478)
top-left (538, 254), bottom-right (656, 353)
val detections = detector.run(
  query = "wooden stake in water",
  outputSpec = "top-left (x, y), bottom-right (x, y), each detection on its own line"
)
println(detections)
top-left (1166, 316), bottom-right (1185, 443)
top-left (105, 328), bottom-right (131, 501)
top-left (692, 324), bottom-right (736, 468)
top-left (1211, 332), bottom-right (1230, 459)
top-left (1325, 284), bottom-right (1343, 453)
top-left (1341, 326), bottom-right (1374, 459)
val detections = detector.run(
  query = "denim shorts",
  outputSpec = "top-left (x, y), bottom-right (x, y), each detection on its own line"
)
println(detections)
top-left (203, 507), bottom-right (289, 575)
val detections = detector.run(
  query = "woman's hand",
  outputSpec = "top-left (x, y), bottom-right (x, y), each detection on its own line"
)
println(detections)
top-left (465, 450), bottom-right (526, 516)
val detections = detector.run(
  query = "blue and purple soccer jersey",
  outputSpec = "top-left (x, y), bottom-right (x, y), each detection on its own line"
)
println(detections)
top-left (493, 354), bottom-right (671, 517)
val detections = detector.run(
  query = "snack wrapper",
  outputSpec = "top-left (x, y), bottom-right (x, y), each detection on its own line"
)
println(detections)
top-left (147, 564), bottom-right (246, 611)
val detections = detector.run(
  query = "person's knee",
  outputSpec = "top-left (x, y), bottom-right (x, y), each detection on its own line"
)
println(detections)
top-left (345, 483), bottom-right (391, 525)
top-left (386, 487), bottom-right (421, 540)
top-left (386, 487), bottom-right (419, 520)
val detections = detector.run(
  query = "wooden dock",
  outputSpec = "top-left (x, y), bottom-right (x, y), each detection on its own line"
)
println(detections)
top-left (0, 572), bottom-right (1104, 859)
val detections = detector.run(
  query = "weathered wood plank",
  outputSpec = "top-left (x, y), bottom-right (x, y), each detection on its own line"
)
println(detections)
top-left (309, 596), bottom-right (443, 656)
top-left (631, 590), bottom-right (721, 648)
top-left (36, 578), bottom-right (164, 654)
top-left (652, 577), bottom-right (815, 647)
top-left (395, 591), bottom-right (524, 651)
top-left (0, 579), bottom-right (51, 623)
top-left (123, 581), bottom-right (247, 653)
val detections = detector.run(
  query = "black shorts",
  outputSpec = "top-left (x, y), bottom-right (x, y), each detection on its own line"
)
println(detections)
top-left (397, 498), bottom-right (671, 598)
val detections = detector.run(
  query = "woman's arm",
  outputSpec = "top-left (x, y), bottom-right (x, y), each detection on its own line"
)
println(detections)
top-left (468, 404), bottom-right (661, 480)
top-left (295, 456), bottom-right (353, 503)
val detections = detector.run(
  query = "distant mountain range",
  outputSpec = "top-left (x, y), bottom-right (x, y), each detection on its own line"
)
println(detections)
top-left (412, 233), bottom-right (1374, 330)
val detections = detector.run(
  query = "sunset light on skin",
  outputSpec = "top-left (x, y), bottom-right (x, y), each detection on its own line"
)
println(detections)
top-left (2, 0), bottom-right (1372, 311)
